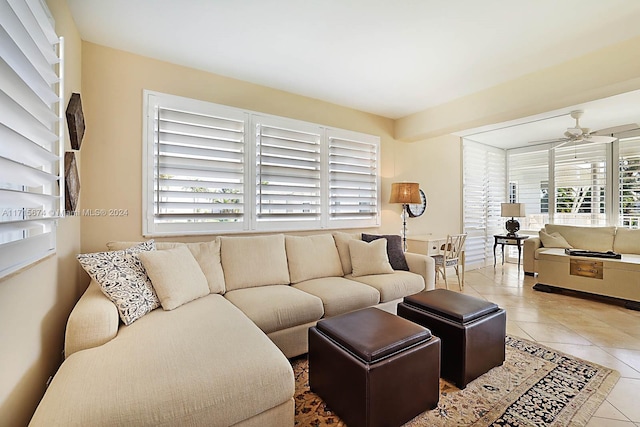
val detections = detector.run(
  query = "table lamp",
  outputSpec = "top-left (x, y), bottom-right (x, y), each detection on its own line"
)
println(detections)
top-left (501, 203), bottom-right (526, 237)
top-left (389, 182), bottom-right (421, 251)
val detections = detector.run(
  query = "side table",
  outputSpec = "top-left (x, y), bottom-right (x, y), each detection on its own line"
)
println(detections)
top-left (493, 235), bottom-right (529, 270)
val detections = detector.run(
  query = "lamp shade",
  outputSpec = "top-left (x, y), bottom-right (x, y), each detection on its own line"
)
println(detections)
top-left (501, 203), bottom-right (526, 218)
top-left (389, 182), bottom-right (421, 204)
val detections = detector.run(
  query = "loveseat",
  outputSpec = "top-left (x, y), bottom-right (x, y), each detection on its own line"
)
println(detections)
top-left (523, 224), bottom-right (640, 308)
top-left (30, 232), bottom-right (435, 426)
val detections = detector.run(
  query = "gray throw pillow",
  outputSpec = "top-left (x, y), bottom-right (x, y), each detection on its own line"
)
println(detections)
top-left (361, 233), bottom-right (409, 271)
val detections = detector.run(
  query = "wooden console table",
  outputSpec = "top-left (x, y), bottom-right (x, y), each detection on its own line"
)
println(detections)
top-left (493, 235), bottom-right (529, 270)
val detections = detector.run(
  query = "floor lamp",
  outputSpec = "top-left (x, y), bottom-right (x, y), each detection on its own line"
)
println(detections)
top-left (389, 182), bottom-right (421, 251)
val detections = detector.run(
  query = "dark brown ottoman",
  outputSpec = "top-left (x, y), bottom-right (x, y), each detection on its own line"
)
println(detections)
top-left (397, 289), bottom-right (506, 389)
top-left (309, 307), bottom-right (440, 427)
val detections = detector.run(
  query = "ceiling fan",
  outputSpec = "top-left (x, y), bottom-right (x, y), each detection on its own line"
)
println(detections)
top-left (530, 110), bottom-right (620, 148)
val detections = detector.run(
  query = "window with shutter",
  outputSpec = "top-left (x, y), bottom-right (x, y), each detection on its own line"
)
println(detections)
top-left (255, 116), bottom-right (322, 230)
top-left (143, 91), bottom-right (380, 235)
top-left (328, 129), bottom-right (379, 228)
top-left (507, 145), bottom-right (550, 230)
top-left (618, 134), bottom-right (640, 228)
top-left (144, 93), bottom-right (246, 236)
top-left (553, 143), bottom-right (608, 226)
top-left (462, 140), bottom-right (505, 269)
top-left (0, 0), bottom-right (62, 278)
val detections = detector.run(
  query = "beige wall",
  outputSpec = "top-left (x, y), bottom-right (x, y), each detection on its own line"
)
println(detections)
top-left (396, 35), bottom-right (640, 141)
top-left (79, 42), bottom-right (399, 253)
top-left (391, 134), bottom-right (463, 238)
top-left (0, 1), bottom-right (82, 426)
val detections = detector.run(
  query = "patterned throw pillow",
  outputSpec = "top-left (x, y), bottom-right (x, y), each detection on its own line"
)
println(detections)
top-left (77, 240), bottom-right (160, 325)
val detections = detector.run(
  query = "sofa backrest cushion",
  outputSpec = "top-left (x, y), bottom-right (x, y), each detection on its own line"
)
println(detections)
top-left (614, 228), bottom-right (640, 255)
top-left (285, 234), bottom-right (344, 283)
top-left (138, 246), bottom-right (210, 310)
top-left (107, 240), bottom-right (226, 294)
top-left (332, 232), bottom-right (359, 276)
top-left (220, 234), bottom-right (290, 291)
top-left (544, 224), bottom-right (616, 252)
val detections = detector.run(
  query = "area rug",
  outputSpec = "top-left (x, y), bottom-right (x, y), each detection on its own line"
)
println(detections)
top-left (292, 335), bottom-right (620, 426)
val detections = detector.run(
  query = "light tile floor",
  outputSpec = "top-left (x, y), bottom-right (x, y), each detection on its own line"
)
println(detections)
top-left (444, 263), bottom-right (640, 426)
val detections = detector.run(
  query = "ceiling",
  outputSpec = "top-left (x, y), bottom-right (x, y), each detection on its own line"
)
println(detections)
top-left (66, 1), bottom-right (640, 147)
top-left (456, 89), bottom-right (640, 149)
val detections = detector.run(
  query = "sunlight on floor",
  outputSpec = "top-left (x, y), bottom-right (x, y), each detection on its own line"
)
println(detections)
top-left (445, 263), bottom-right (640, 425)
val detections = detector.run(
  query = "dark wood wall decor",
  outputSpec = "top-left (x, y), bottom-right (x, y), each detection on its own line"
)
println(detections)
top-left (65, 151), bottom-right (80, 212)
top-left (66, 92), bottom-right (85, 150)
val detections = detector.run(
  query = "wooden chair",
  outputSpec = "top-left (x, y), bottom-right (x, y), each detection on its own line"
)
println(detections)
top-left (432, 234), bottom-right (467, 290)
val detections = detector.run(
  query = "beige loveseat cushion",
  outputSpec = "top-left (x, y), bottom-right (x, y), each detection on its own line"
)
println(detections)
top-left (613, 228), bottom-right (640, 254)
top-left (220, 235), bottom-right (290, 291)
top-left (544, 224), bottom-right (616, 252)
top-left (293, 277), bottom-right (380, 317)
top-left (31, 295), bottom-right (294, 426)
top-left (107, 240), bottom-right (225, 294)
top-left (285, 234), bottom-right (344, 283)
top-left (138, 246), bottom-right (210, 310)
top-left (224, 285), bottom-right (324, 334)
top-left (349, 270), bottom-right (425, 303)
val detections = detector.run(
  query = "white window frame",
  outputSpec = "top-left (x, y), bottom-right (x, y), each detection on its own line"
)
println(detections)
top-left (0, 0), bottom-right (63, 279)
top-left (142, 91), bottom-right (380, 236)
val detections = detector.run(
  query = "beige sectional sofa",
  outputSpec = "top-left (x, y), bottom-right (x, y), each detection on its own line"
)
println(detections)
top-left (30, 232), bottom-right (434, 426)
top-left (523, 224), bottom-right (640, 309)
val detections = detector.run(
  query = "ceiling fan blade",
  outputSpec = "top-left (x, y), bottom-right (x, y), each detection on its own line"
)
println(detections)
top-left (554, 140), bottom-right (571, 149)
top-left (593, 123), bottom-right (639, 136)
top-left (585, 135), bottom-right (616, 143)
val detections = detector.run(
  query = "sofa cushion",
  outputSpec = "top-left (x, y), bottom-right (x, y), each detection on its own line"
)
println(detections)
top-left (614, 228), bottom-right (640, 255)
top-left (539, 230), bottom-right (572, 249)
top-left (349, 270), bottom-right (425, 303)
top-left (220, 235), bottom-right (290, 291)
top-left (31, 295), bottom-right (294, 426)
top-left (107, 240), bottom-right (225, 294)
top-left (285, 234), bottom-right (344, 283)
top-left (224, 285), bottom-right (324, 334)
top-left (544, 224), bottom-right (616, 252)
top-left (332, 231), bottom-right (359, 275)
top-left (77, 240), bottom-right (160, 325)
top-left (361, 233), bottom-right (410, 271)
top-left (292, 277), bottom-right (380, 317)
top-left (348, 238), bottom-right (394, 277)
top-left (138, 246), bottom-right (210, 310)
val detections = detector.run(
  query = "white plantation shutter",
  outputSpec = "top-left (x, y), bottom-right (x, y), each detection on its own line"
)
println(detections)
top-left (463, 140), bottom-right (505, 269)
top-left (144, 93), bottom-right (246, 235)
top-left (618, 136), bottom-right (640, 228)
top-left (255, 117), bottom-right (321, 229)
top-left (0, 0), bottom-right (62, 278)
top-left (554, 143), bottom-right (608, 226)
top-left (507, 145), bottom-right (550, 231)
top-left (328, 129), bottom-right (380, 227)
top-left (143, 91), bottom-right (380, 235)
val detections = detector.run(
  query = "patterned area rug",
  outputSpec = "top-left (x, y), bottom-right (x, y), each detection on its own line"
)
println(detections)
top-left (293, 335), bottom-right (619, 426)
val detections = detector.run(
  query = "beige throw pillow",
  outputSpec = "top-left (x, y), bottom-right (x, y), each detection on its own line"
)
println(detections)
top-left (348, 238), bottom-right (394, 277)
top-left (539, 230), bottom-right (572, 249)
top-left (139, 246), bottom-right (210, 311)
top-left (285, 234), bottom-right (344, 283)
